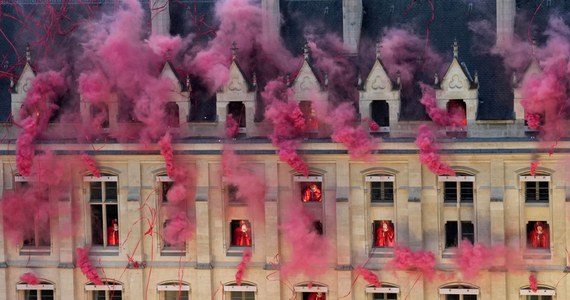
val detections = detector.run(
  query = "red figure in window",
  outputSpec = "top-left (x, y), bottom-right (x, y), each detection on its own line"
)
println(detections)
top-left (107, 219), bottom-right (119, 246)
top-left (529, 222), bottom-right (549, 248)
top-left (375, 220), bottom-right (395, 247)
top-left (308, 292), bottom-right (326, 300)
top-left (233, 220), bottom-right (252, 246)
top-left (302, 184), bottom-right (322, 202)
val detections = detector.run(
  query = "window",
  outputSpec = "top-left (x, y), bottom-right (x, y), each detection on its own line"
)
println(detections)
top-left (118, 97), bottom-right (139, 123)
top-left (85, 175), bottom-right (119, 247)
top-left (302, 292), bottom-right (326, 299)
top-left (447, 100), bottom-right (467, 127)
top-left (370, 100), bottom-right (390, 128)
top-left (520, 286), bottom-right (555, 299)
top-left (312, 220), bottom-right (323, 236)
top-left (439, 284), bottom-right (478, 300)
top-left (165, 102), bottom-right (180, 128)
top-left (224, 283), bottom-right (256, 300)
top-left (158, 282), bottom-right (190, 300)
top-left (15, 176), bottom-right (51, 254)
top-left (366, 285), bottom-right (399, 300)
top-left (90, 104), bottom-right (110, 129)
top-left (299, 101), bottom-right (318, 132)
top-left (157, 176), bottom-right (185, 254)
top-left (227, 101), bottom-right (246, 129)
top-left (373, 220), bottom-right (395, 248)
top-left (230, 220), bottom-right (252, 247)
top-left (227, 184), bottom-right (245, 204)
top-left (366, 175), bottom-right (394, 203)
top-left (445, 221), bottom-right (474, 248)
top-left (17, 281), bottom-right (54, 300)
top-left (526, 221), bottom-right (550, 249)
top-left (520, 175), bottom-right (550, 204)
top-left (294, 285), bottom-right (328, 300)
top-left (85, 282), bottom-right (122, 300)
top-left (439, 174), bottom-right (474, 204)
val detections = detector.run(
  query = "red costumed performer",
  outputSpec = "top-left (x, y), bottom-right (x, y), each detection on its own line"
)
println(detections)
top-left (107, 219), bottom-right (119, 246)
top-left (302, 184), bottom-right (322, 202)
top-left (376, 220), bottom-right (395, 247)
top-left (308, 292), bottom-right (326, 300)
top-left (233, 220), bottom-right (252, 246)
top-left (529, 221), bottom-right (549, 248)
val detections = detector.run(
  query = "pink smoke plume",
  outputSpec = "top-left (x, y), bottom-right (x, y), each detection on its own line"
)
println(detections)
top-left (226, 114), bottom-right (240, 138)
top-left (162, 166), bottom-right (195, 247)
top-left (159, 133), bottom-right (175, 177)
top-left (525, 112), bottom-right (542, 130)
top-left (529, 273), bottom-right (538, 292)
top-left (415, 124), bottom-right (455, 176)
top-left (235, 250), bottom-right (252, 285)
top-left (419, 83), bottom-right (466, 127)
top-left (388, 246), bottom-right (436, 280)
top-left (530, 160), bottom-right (540, 176)
top-left (379, 28), bottom-right (444, 88)
top-left (76, 247), bottom-right (103, 285)
top-left (81, 153), bottom-right (101, 178)
top-left (362, 118), bottom-right (380, 132)
top-left (16, 71), bottom-right (66, 176)
top-left (262, 79), bottom-right (309, 175)
top-left (146, 34), bottom-right (183, 59)
top-left (20, 272), bottom-right (40, 285)
top-left (453, 240), bottom-right (509, 280)
top-left (280, 206), bottom-right (330, 279)
top-left (355, 266), bottom-right (381, 287)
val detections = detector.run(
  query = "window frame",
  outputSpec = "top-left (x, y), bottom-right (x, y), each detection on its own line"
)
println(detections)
top-left (157, 282), bottom-right (190, 300)
top-left (520, 175), bottom-right (550, 205)
top-left (366, 285), bottom-right (400, 300)
top-left (15, 176), bottom-right (51, 255)
top-left (156, 176), bottom-right (186, 255)
top-left (444, 221), bottom-right (475, 249)
top-left (294, 285), bottom-right (328, 300)
top-left (520, 286), bottom-right (555, 299)
top-left (439, 284), bottom-right (479, 300)
top-left (229, 219), bottom-right (253, 248)
top-left (294, 176), bottom-right (323, 203)
top-left (17, 281), bottom-right (55, 300)
top-left (366, 175), bottom-right (395, 204)
top-left (438, 175), bottom-right (475, 205)
top-left (84, 175), bottom-right (119, 249)
top-left (224, 283), bottom-right (256, 300)
top-left (370, 100), bottom-right (391, 131)
top-left (85, 281), bottom-right (123, 300)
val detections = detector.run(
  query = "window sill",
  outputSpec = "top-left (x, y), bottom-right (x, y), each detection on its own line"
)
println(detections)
top-left (442, 249), bottom-right (456, 258)
top-left (20, 247), bottom-right (51, 256)
top-left (524, 249), bottom-right (551, 260)
top-left (370, 247), bottom-right (394, 258)
top-left (524, 202), bottom-right (549, 207)
top-left (443, 202), bottom-right (473, 207)
top-left (226, 246), bottom-right (252, 257)
top-left (89, 246), bottom-right (120, 256)
top-left (161, 248), bottom-right (186, 257)
top-left (370, 201), bottom-right (395, 207)
top-left (228, 201), bottom-right (247, 207)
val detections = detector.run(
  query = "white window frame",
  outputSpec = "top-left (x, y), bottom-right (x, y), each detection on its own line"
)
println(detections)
top-left (293, 286), bottom-right (328, 293)
top-left (85, 283), bottom-right (123, 300)
top-left (294, 176), bottom-right (323, 182)
top-left (520, 289), bottom-right (555, 296)
top-left (156, 176), bottom-right (186, 255)
top-left (158, 282), bottom-right (190, 300)
top-left (17, 282), bottom-right (55, 300)
top-left (85, 175), bottom-right (119, 248)
top-left (520, 175), bottom-right (551, 204)
top-left (366, 175), bottom-right (395, 203)
top-left (439, 175), bottom-right (475, 204)
top-left (439, 285), bottom-right (479, 299)
top-left (366, 287), bottom-right (400, 294)
top-left (224, 285), bottom-right (257, 292)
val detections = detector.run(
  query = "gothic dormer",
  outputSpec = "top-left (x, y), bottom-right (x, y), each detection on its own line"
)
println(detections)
top-left (11, 44), bottom-right (37, 122)
top-left (513, 53), bottom-right (541, 124)
top-left (359, 41), bottom-right (401, 133)
top-left (289, 42), bottom-right (328, 135)
top-left (436, 39), bottom-right (478, 124)
top-left (216, 42), bottom-right (257, 137)
top-left (159, 62), bottom-right (190, 128)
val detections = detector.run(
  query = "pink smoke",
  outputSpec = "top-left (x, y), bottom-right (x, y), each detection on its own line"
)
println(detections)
top-left (159, 133), bottom-right (175, 177)
top-left (415, 124), bottom-right (455, 176)
top-left (453, 240), bottom-right (509, 280)
top-left (362, 118), bottom-right (380, 132)
top-left (162, 166), bottom-right (195, 247)
top-left (146, 34), bottom-right (182, 59)
top-left (20, 272), bottom-right (40, 285)
top-left (81, 153), bottom-right (101, 178)
top-left (226, 114), bottom-right (240, 138)
top-left (355, 266), bottom-right (381, 287)
top-left (529, 273), bottom-right (538, 292)
top-left (280, 206), bottom-right (330, 278)
top-left (262, 79), bottom-right (309, 175)
top-left (235, 250), bottom-right (252, 285)
top-left (530, 160), bottom-right (539, 176)
top-left (16, 118), bottom-right (38, 177)
top-left (419, 83), bottom-right (466, 127)
top-left (76, 247), bottom-right (103, 285)
top-left (388, 246), bottom-right (436, 280)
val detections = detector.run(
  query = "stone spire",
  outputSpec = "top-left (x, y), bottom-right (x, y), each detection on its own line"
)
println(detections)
top-left (150, 0), bottom-right (171, 36)
top-left (231, 41), bottom-right (238, 61)
top-left (453, 38), bottom-right (459, 59)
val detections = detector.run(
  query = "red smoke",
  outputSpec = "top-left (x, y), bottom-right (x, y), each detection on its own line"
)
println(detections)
top-left (76, 247), bottom-right (103, 285)
top-left (530, 160), bottom-right (539, 176)
top-left (225, 114), bottom-right (240, 138)
top-left (81, 153), bottom-right (101, 178)
top-left (159, 133), bottom-right (175, 177)
top-left (235, 250), bottom-right (252, 285)
top-left (20, 272), bottom-right (40, 285)
top-left (415, 124), bottom-right (455, 176)
top-left (162, 166), bottom-right (194, 247)
top-left (388, 246), bottom-right (436, 280)
top-left (453, 240), bottom-right (509, 280)
top-left (529, 273), bottom-right (538, 292)
top-left (419, 83), bottom-right (466, 127)
top-left (355, 266), bottom-right (381, 287)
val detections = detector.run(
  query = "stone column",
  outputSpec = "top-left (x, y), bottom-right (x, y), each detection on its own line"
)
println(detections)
top-left (496, 0), bottom-right (515, 47)
top-left (342, 0), bottom-right (363, 54)
top-left (150, 0), bottom-right (171, 36)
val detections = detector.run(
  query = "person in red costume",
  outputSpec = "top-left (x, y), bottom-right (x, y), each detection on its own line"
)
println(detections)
top-left (307, 292), bottom-right (325, 300)
top-left (376, 220), bottom-right (395, 247)
top-left (107, 219), bottom-right (119, 246)
top-left (302, 184), bottom-right (322, 202)
top-left (529, 221), bottom-right (549, 248)
top-left (233, 220), bottom-right (252, 246)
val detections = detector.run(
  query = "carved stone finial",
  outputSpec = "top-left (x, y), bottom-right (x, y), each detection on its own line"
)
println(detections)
top-left (434, 72), bottom-right (439, 85)
top-left (531, 38), bottom-right (537, 56)
top-left (186, 74), bottom-right (192, 92)
top-left (453, 38), bottom-right (459, 58)
top-left (375, 40), bottom-right (381, 59)
top-left (324, 72), bottom-right (328, 88)
top-left (474, 71), bottom-right (479, 84)
top-left (252, 72), bottom-right (257, 88)
top-left (396, 70), bottom-right (401, 86)
top-left (26, 44), bottom-right (31, 63)
top-left (512, 72), bottom-right (518, 86)
top-left (357, 73), bottom-right (362, 87)
top-left (303, 41), bottom-right (310, 60)
top-left (231, 41), bottom-right (238, 60)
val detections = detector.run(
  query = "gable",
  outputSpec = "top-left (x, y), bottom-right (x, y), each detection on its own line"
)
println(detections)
top-left (441, 59), bottom-right (471, 92)
top-left (364, 59), bottom-right (393, 92)
top-left (159, 63), bottom-right (182, 93)
top-left (292, 61), bottom-right (320, 92)
top-left (225, 61), bottom-right (249, 93)
top-left (15, 63), bottom-right (36, 94)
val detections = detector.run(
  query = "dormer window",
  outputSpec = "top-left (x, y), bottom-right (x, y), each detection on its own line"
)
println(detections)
top-left (370, 100), bottom-right (390, 130)
top-left (90, 104), bottom-right (110, 129)
top-left (299, 101), bottom-right (318, 132)
top-left (447, 100), bottom-right (467, 127)
top-left (227, 101), bottom-right (246, 130)
top-left (165, 102), bottom-right (180, 128)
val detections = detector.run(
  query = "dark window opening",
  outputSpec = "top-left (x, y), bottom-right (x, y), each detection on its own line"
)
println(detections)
top-left (165, 102), bottom-right (180, 128)
top-left (24, 288), bottom-right (54, 300)
top-left (525, 181), bottom-right (549, 203)
top-left (229, 291), bottom-right (255, 300)
top-left (48, 94), bottom-right (67, 123)
top-left (189, 80), bottom-right (216, 122)
top-left (161, 181), bottom-right (174, 203)
top-left (302, 292), bottom-right (326, 300)
top-left (445, 221), bottom-right (474, 248)
top-left (299, 101), bottom-right (318, 132)
top-left (89, 179), bottom-right (119, 247)
top-left (227, 102), bottom-right (246, 128)
top-left (444, 181), bottom-right (474, 204)
top-left (118, 98), bottom-right (139, 123)
top-left (373, 220), bottom-right (395, 248)
top-left (312, 220), bottom-right (323, 236)
top-left (90, 104), bottom-right (110, 129)
top-left (372, 292), bottom-right (398, 300)
top-left (445, 295), bottom-right (477, 300)
top-left (447, 100), bottom-right (467, 127)
top-left (231, 220), bottom-right (252, 247)
top-left (164, 290), bottom-right (189, 300)
top-left (92, 290), bottom-right (122, 300)
top-left (227, 184), bottom-right (245, 204)
top-left (527, 221), bottom-right (550, 249)
top-left (370, 181), bottom-right (394, 203)
top-left (301, 182), bottom-right (322, 203)
top-left (370, 100), bottom-right (390, 127)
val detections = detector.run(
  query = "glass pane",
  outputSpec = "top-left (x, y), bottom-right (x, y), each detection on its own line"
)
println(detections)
top-left (41, 290), bottom-right (54, 300)
top-left (528, 296), bottom-right (539, 300)
top-left (464, 295), bottom-right (478, 300)
top-left (387, 293), bottom-right (397, 300)
top-left (460, 182), bottom-right (474, 203)
top-left (24, 290), bottom-right (37, 300)
top-left (462, 221), bottom-right (475, 244)
top-left (370, 181), bottom-right (393, 203)
top-left (444, 182), bottom-right (458, 203)
top-left (446, 295), bottom-right (460, 300)
top-left (538, 181), bottom-right (549, 202)
top-left (162, 181), bottom-right (173, 203)
top-left (445, 221), bottom-right (458, 248)
top-left (244, 291), bottom-right (255, 300)
top-left (92, 291), bottom-right (106, 300)
top-left (91, 205), bottom-right (104, 245)
top-left (165, 291), bottom-right (189, 300)
top-left (106, 205), bottom-right (119, 246)
top-left (109, 290), bottom-right (122, 300)
top-left (105, 181), bottom-right (118, 202)
top-left (90, 182), bottom-right (102, 202)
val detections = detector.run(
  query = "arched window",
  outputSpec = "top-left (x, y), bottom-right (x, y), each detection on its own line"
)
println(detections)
top-left (294, 283), bottom-right (328, 300)
top-left (224, 282), bottom-right (256, 300)
top-left (165, 102), bottom-right (180, 128)
top-left (365, 174), bottom-right (395, 204)
top-left (520, 173), bottom-right (550, 204)
top-left (366, 283), bottom-right (399, 300)
top-left (520, 285), bottom-right (555, 299)
top-left (439, 283), bottom-right (479, 300)
top-left (85, 280), bottom-right (122, 300)
top-left (84, 173), bottom-right (119, 248)
top-left (156, 175), bottom-right (185, 255)
top-left (17, 280), bottom-right (54, 300)
top-left (158, 281), bottom-right (190, 300)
